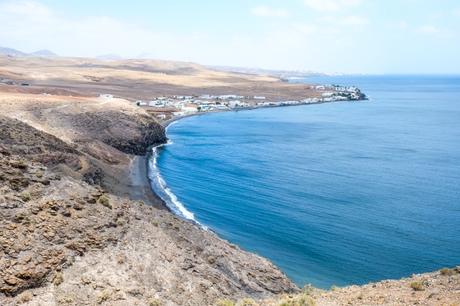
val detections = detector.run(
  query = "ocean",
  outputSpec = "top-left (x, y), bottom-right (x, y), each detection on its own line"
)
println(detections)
top-left (148, 75), bottom-right (460, 288)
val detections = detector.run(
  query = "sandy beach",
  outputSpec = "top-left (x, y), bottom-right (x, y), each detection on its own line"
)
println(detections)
top-left (128, 155), bottom-right (167, 209)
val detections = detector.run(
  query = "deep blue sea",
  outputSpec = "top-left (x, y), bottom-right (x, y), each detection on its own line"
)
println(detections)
top-left (149, 75), bottom-right (460, 288)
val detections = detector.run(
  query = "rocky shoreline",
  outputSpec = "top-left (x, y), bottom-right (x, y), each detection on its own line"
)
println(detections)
top-left (0, 96), bottom-right (299, 306)
top-left (0, 55), bottom-right (458, 305)
top-left (0, 95), bottom-right (459, 305)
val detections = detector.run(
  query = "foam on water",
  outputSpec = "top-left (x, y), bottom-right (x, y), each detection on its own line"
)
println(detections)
top-left (152, 75), bottom-right (460, 288)
top-left (147, 141), bottom-right (205, 228)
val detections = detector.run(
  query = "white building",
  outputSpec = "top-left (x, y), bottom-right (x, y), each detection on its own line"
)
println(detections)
top-left (228, 100), bottom-right (242, 108)
top-left (149, 100), bottom-right (166, 107)
top-left (181, 103), bottom-right (199, 113)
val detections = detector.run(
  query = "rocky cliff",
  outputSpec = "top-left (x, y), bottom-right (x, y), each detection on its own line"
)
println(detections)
top-left (0, 92), bottom-right (458, 306)
top-left (0, 94), bottom-right (298, 306)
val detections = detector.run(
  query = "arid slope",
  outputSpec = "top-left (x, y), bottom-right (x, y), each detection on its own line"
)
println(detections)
top-left (0, 56), bottom-right (317, 101)
top-left (0, 56), bottom-right (458, 306)
top-left (0, 88), bottom-right (297, 306)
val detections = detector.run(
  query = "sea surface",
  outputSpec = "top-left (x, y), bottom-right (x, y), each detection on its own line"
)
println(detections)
top-left (149, 75), bottom-right (460, 288)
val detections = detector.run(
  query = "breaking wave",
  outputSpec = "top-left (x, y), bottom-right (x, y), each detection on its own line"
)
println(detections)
top-left (147, 141), bottom-right (206, 229)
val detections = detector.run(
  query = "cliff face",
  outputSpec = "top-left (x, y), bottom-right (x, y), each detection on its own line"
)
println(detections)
top-left (0, 95), bottom-right (298, 306)
top-left (65, 111), bottom-right (167, 155)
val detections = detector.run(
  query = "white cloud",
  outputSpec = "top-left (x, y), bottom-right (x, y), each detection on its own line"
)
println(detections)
top-left (251, 5), bottom-right (289, 17)
top-left (0, 0), bottom-right (51, 17)
top-left (295, 24), bottom-right (318, 34)
top-left (0, 0), bottom-right (457, 74)
top-left (418, 25), bottom-right (440, 34)
top-left (340, 15), bottom-right (369, 26)
top-left (396, 21), bottom-right (409, 29)
top-left (0, 1), bottom-right (179, 57)
top-left (304, 0), bottom-right (362, 12)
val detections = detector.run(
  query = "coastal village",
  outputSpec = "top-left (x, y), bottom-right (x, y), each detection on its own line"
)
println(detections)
top-left (133, 84), bottom-right (367, 121)
top-left (1, 52), bottom-right (459, 306)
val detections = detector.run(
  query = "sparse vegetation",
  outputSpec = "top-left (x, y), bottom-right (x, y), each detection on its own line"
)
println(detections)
top-left (440, 268), bottom-right (456, 276)
top-left (278, 293), bottom-right (315, 306)
top-left (238, 298), bottom-right (258, 305)
top-left (301, 284), bottom-right (314, 295)
top-left (410, 281), bottom-right (425, 291)
top-left (57, 296), bottom-right (74, 304)
top-left (216, 299), bottom-right (235, 306)
top-left (207, 255), bottom-right (217, 264)
top-left (19, 191), bottom-right (31, 202)
top-left (149, 298), bottom-right (162, 306)
top-left (97, 195), bottom-right (112, 209)
top-left (97, 289), bottom-right (111, 304)
top-left (53, 271), bottom-right (64, 286)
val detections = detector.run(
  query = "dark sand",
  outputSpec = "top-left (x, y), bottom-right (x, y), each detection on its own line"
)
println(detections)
top-left (128, 155), bottom-right (166, 210)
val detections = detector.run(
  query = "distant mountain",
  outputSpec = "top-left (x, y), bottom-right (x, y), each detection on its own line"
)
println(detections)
top-left (29, 49), bottom-right (57, 57)
top-left (209, 65), bottom-right (327, 79)
top-left (0, 46), bottom-right (57, 57)
top-left (96, 54), bottom-right (123, 61)
top-left (0, 47), bottom-right (27, 57)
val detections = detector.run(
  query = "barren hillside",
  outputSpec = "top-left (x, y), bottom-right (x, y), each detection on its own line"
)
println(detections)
top-left (0, 56), bottom-right (316, 101)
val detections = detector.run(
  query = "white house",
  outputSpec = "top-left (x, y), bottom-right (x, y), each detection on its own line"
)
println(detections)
top-left (228, 100), bottom-right (242, 108)
top-left (181, 103), bottom-right (199, 113)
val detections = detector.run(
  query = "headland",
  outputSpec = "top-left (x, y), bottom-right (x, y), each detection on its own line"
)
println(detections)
top-left (0, 55), bottom-right (458, 305)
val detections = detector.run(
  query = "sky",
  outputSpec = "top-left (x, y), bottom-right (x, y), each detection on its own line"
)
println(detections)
top-left (0, 0), bottom-right (459, 74)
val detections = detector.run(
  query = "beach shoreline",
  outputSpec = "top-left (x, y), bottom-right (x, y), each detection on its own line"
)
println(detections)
top-left (137, 99), bottom-right (368, 216)
top-left (128, 154), bottom-right (167, 210)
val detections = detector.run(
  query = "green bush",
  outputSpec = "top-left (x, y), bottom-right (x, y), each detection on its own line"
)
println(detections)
top-left (238, 298), bottom-right (258, 306)
top-left (149, 298), bottom-right (162, 306)
top-left (20, 192), bottom-right (31, 202)
top-left (440, 268), bottom-right (456, 276)
top-left (97, 195), bottom-right (112, 209)
top-left (216, 299), bottom-right (235, 306)
top-left (53, 272), bottom-right (64, 286)
top-left (278, 294), bottom-right (315, 306)
top-left (410, 281), bottom-right (424, 291)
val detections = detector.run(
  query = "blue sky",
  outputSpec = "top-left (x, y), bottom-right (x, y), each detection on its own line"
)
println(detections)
top-left (1, 0), bottom-right (459, 74)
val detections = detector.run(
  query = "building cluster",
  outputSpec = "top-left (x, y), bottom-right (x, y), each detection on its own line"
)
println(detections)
top-left (313, 84), bottom-right (365, 101)
top-left (136, 94), bottom-right (258, 116)
top-left (135, 86), bottom-right (366, 117)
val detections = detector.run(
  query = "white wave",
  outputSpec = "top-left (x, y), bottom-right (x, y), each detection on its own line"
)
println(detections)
top-left (148, 143), bottom-right (207, 229)
top-left (165, 120), bottom-right (179, 132)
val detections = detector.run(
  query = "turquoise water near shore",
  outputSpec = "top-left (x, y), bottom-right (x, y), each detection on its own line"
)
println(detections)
top-left (150, 75), bottom-right (460, 288)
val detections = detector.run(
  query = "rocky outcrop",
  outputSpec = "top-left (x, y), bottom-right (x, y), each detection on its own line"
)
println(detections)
top-left (68, 111), bottom-right (167, 155)
top-left (0, 153), bottom-right (128, 296)
top-left (0, 109), bottom-right (298, 306)
top-left (0, 116), bottom-right (80, 168)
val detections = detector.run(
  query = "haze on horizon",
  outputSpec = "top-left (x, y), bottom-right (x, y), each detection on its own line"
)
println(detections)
top-left (1, 0), bottom-right (459, 75)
